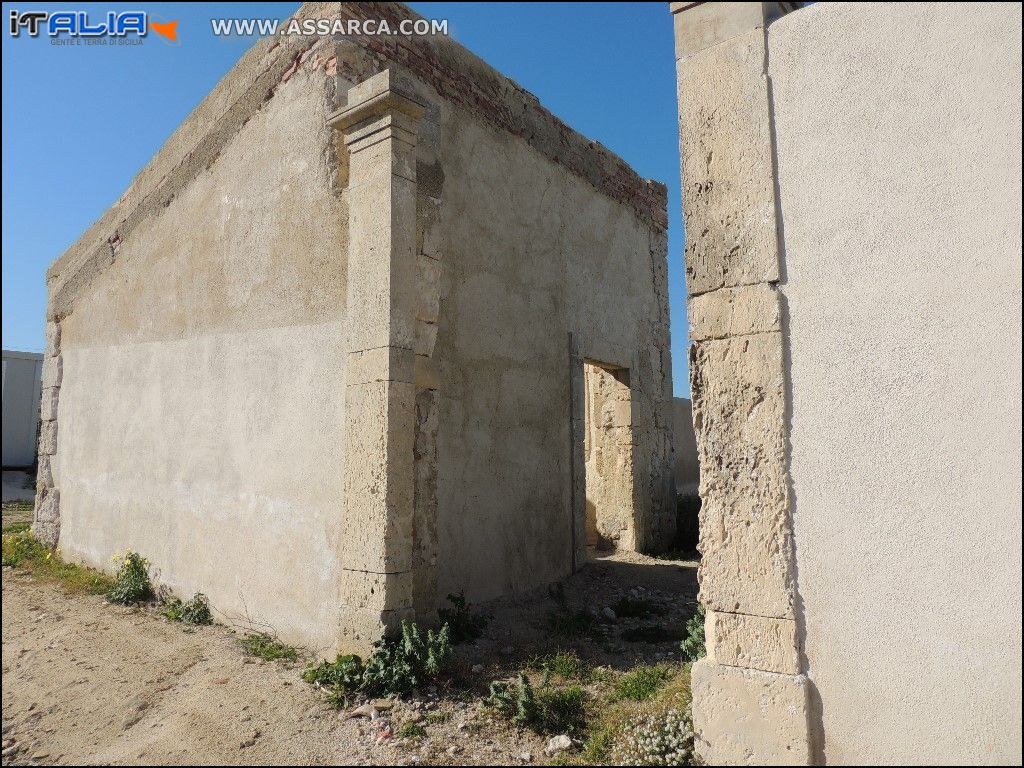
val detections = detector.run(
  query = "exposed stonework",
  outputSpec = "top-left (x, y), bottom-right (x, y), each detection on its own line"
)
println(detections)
top-left (331, 69), bottom-right (427, 649)
top-left (705, 609), bottom-right (800, 675)
top-left (32, 320), bottom-right (62, 548)
top-left (673, 2), bottom-right (809, 765)
top-left (687, 283), bottom-right (781, 341)
top-left (676, 25), bottom-right (779, 296)
top-left (689, 332), bottom-right (794, 619)
top-left (584, 363), bottom-right (635, 550)
top-left (691, 660), bottom-right (811, 765)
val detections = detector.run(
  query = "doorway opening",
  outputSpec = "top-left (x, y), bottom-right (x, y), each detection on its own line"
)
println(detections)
top-left (582, 360), bottom-right (635, 555)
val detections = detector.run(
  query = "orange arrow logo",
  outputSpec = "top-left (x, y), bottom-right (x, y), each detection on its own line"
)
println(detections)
top-left (150, 20), bottom-right (178, 41)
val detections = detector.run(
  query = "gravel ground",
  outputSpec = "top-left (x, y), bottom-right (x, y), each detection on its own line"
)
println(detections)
top-left (2, 551), bottom-right (697, 766)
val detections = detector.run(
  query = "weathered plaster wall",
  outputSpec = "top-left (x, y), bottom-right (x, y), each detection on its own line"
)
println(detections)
top-left (41, 1), bottom-right (673, 652)
top-left (430, 102), bottom-right (673, 603)
top-left (771, 3), bottom-right (1023, 763)
top-left (54, 65), bottom-right (348, 652)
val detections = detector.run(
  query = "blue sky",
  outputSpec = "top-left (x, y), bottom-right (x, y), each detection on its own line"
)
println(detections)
top-left (1, 2), bottom-right (690, 395)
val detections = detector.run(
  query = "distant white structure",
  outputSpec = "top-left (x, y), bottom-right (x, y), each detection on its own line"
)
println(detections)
top-left (2, 350), bottom-right (43, 468)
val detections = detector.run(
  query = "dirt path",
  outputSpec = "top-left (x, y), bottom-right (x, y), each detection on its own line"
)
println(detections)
top-left (2, 553), bottom-right (697, 766)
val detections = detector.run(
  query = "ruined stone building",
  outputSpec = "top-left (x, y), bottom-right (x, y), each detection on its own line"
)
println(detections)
top-left (674, 2), bottom-right (1022, 764)
top-left (33, 2), bottom-right (674, 654)
top-left (32, 1), bottom-right (1021, 764)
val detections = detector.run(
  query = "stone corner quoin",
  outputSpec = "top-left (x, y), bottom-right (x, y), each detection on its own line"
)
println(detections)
top-left (672, 1), bottom-right (811, 765)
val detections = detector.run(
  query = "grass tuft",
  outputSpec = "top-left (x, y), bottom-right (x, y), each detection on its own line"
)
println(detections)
top-left (613, 664), bottom-right (674, 702)
top-left (163, 592), bottom-right (214, 625)
top-left (528, 649), bottom-right (587, 681)
top-left (397, 721), bottom-right (427, 739)
top-left (2, 529), bottom-right (115, 595)
top-left (240, 632), bottom-right (299, 662)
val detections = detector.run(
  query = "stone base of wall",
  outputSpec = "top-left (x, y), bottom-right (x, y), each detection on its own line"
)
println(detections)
top-left (691, 659), bottom-right (811, 765)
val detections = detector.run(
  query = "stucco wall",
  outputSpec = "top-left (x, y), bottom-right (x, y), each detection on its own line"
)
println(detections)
top-left (43, 1), bottom-right (673, 651)
top-left (2, 351), bottom-right (43, 468)
top-left (430, 101), bottom-right (673, 603)
top-left (55, 67), bottom-right (348, 652)
top-left (771, 3), bottom-right (1023, 763)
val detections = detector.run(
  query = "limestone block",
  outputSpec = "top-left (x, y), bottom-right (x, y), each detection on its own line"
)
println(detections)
top-left (39, 421), bottom-right (58, 456)
top-left (415, 319), bottom-right (438, 357)
top-left (691, 659), bottom-right (811, 765)
top-left (339, 569), bottom-right (413, 613)
top-left (340, 379), bottom-right (415, 573)
top-left (611, 400), bottom-right (632, 428)
top-left (337, 605), bottom-right (415, 655)
top-left (706, 609), bottom-right (800, 674)
top-left (414, 355), bottom-right (439, 391)
top-left (416, 253), bottom-right (441, 323)
top-left (40, 387), bottom-right (60, 423)
top-left (36, 454), bottom-right (54, 489)
top-left (346, 346), bottom-right (414, 386)
top-left (346, 170), bottom-right (418, 352)
top-left (41, 354), bottom-right (63, 390)
top-left (32, 488), bottom-right (60, 549)
top-left (688, 284), bottom-right (781, 341)
top-left (678, 28), bottom-right (779, 295)
top-left (673, 2), bottom-right (795, 60)
top-left (413, 389), bottom-right (439, 620)
top-left (45, 321), bottom-right (61, 356)
top-left (690, 332), bottom-right (794, 618)
top-left (347, 126), bottom-right (417, 182)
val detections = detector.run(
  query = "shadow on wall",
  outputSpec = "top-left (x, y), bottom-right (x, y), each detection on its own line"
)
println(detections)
top-left (674, 397), bottom-right (701, 553)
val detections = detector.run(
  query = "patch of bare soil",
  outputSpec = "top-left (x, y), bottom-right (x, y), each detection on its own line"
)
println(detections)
top-left (2, 553), bottom-right (697, 766)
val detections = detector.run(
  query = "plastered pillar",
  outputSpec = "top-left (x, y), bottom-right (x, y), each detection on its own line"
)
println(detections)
top-left (671, 3), bottom-right (811, 765)
top-left (328, 70), bottom-right (427, 653)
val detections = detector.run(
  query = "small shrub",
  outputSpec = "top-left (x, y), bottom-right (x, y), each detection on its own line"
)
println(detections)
top-left (361, 620), bottom-right (453, 696)
top-left (2, 528), bottom-right (45, 566)
top-left (303, 620), bottom-right (453, 702)
top-left (484, 672), bottom-right (537, 726)
top-left (614, 664), bottom-right (674, 702)
top-left (181, 593), bottom-right (213, 625)
top-left (485, 673), bottom-right (588, 735)
top-left (438, 592), bottom-right (488, 644)
top-left (303, 653), bottom-right (365, 696)
top-left (529, 650), bottom-right (586, 681)
top-left (680, 605), bottom-right (706, 662)
top-left (163, 598), bottom-right (183, 622)
top-left (609, 707), bottom-right (694, 766)
top-left (106, 551), bottom-right (153, 604)
top-left (164, 593), bottom-right (213, 625)
top-left (241, 633), bottom-right (299, 662)
top-left (397, 721), bottom-right (427, 739)
top-left (535, 685), bottom-right (588, 735)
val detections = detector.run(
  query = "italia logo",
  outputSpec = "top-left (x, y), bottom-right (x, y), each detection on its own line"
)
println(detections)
top-left (8, 10), bottom-right (178, 42)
